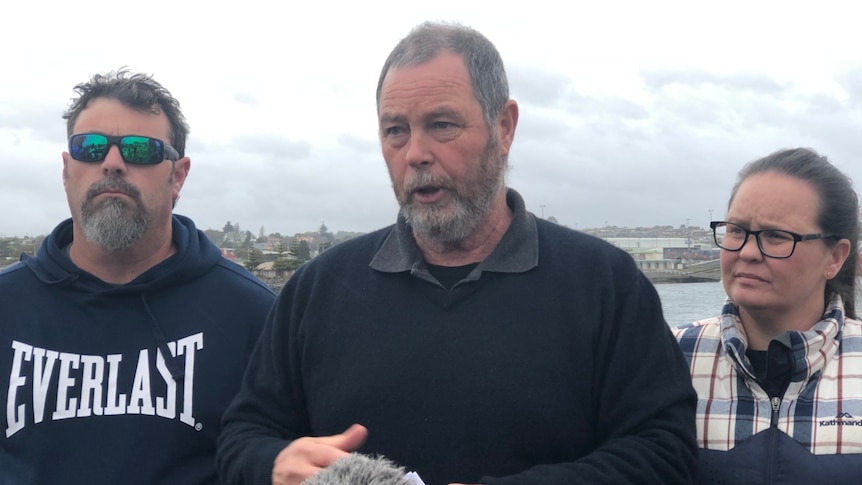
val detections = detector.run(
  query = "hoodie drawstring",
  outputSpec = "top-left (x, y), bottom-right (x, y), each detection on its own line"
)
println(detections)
top-left (140, 293), bottom-right (185, 381)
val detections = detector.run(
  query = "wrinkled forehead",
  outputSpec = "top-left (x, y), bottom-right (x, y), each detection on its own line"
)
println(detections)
top-left (378, 52), bottom-right (476, 114)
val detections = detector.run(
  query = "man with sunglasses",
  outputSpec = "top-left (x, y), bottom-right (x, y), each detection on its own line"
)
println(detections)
top-left (0, 69), bottom-right (275, 484)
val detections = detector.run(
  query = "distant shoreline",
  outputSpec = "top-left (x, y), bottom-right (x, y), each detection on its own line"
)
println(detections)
top-left (642, 270), bottom-right (721, 285)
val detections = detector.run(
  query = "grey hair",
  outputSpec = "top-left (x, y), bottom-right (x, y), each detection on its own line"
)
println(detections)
top-left (376, 21), bottom-right (509, 129)
top-left (729, 147), bottom-right (859, 318)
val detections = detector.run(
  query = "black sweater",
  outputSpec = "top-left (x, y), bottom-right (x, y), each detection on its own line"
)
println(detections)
top-left (219, 193), bottom-right (697, 484)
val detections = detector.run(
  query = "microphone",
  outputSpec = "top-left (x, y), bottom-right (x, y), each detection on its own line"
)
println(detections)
top-left (304, 453), bottom-right (418, 485)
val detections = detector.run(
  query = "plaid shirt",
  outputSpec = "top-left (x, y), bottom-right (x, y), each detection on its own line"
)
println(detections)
top-left (673, 295), bottom-right (862, 454)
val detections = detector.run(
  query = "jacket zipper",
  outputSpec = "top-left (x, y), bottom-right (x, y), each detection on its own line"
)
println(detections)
top-left (770, 396), bottom-right (780, 427)
top-left (766, 396), bottom-right (781, 483)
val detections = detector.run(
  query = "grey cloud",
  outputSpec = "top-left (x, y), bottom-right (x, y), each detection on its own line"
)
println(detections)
top-left (836, 67), bottom-right (862, 105)
top-left (336, 133), bottom-right (379, 154)
top-left (509, 65), bottom-right (649, 122)
top-left (641, 68), bottom-right (789, 94)
top-left (0, 101), bottom-right (66, 143)
top-left (181, 145), bottom-right (396, 234)
top-left (508, 66), bottom-right (571, 107)
top-left (515, 110), bottom-right (574, 142)
top-left (232, 91), bottom-right (259, 106)
top-left (504, 65), bottom-right (862, 230)
top-left (229, 133), bottom-right (312, 158)
top-left (8, 59), bottom-right (862, 240)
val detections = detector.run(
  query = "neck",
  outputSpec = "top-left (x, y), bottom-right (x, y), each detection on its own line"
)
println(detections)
top-left (738, 300), bottom-right (826, 350)
top-left (69, 224), bottom-right (175, 284)
top-left (415, 191), bottom-right (512, 266)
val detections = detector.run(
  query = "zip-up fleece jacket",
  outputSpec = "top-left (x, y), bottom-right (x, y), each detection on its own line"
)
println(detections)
top-left (1, 215), bottom-right (274, 484)
top-left (674, 295), bottom-right (862, 484)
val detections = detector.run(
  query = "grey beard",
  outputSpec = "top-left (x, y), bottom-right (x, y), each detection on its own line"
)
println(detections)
top-left (80, 198), bottom-right (148, 250)
top-left (401, 190), bottom-right (490, 246)
top-left (400, 141), bottom-right (505, 247)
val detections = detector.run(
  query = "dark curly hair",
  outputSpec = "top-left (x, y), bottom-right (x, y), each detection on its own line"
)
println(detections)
top-left (62, 68), bottom-right (189, 158)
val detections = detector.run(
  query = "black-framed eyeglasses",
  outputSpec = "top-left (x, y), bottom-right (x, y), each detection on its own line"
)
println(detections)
top-left (710, 221), bottom-right (837, 259)
top-left (69, 133), bottom-right (179, 165)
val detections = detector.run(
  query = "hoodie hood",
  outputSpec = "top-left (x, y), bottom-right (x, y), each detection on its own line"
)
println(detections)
top-left (22, 214), bottom-right (222, 294)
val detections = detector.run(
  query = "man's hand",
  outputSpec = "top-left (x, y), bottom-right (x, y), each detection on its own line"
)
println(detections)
top-left (271, 424), bottom-right (368, 485)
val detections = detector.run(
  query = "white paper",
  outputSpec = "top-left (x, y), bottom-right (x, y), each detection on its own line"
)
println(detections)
top-left (404, 471), bottom-right (426, 485)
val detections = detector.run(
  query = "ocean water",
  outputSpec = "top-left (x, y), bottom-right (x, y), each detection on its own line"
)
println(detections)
top-left (656, 280), bottom-right (862, 328)
top-left (655, 281), bottom-right (727, 328)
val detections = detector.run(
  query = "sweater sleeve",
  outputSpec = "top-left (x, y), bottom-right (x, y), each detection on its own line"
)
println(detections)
top-left (482, 262), bottom-right (698, 484)
top-left (217, 290), bottom-right (305, 485)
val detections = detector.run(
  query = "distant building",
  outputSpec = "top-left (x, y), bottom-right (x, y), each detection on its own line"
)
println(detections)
top-left (255, 261), bottom-right (277, 279)
top-left (601, 237), bottom-right (718, 274)
top-left (604, 237), bottom-right (691, 249)
top-left (627, 248), bottom-right (664, 261)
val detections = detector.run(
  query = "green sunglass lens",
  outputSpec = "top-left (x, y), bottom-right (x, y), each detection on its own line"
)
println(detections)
top-left (73, 134), bottom-right (109, 161)
top-left (120, 136), bottom-right (162, 164)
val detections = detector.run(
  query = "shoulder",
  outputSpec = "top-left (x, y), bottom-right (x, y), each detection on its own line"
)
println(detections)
top-left (843, 315), bottom-right (862, 331)
top-left (324, 227), bottom-right (392, 255)
top-left (536, 221), bottom-right (634, 260)
top-left (299, 227), bottom-right (392, 269)
top-left (672, 317), bottom-right (721, 350)
top-left (535, 221), bottom-right (643, 285)
top-left (0, 261), bottom-right (34, 287)
top-left (210, 258), bottom-right (276, 299)
top-left (673, 316), bottom-right (720, 333)
top-left (840, 316), bottom-right (862, 347)
top-left (0, 260), bottom-right (26, 277)
top-left (276, 227), bottom-right (392, 289)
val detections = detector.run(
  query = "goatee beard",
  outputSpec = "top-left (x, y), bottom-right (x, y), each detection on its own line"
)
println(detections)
top-left (80, 177), bottom-right (148, 250)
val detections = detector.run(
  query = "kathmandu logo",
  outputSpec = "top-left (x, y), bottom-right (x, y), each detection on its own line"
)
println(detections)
top-left (819, 412), bottom-right (862, 427)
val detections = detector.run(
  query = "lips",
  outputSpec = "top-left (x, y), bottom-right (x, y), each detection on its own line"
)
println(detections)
top-left (414, 185), bottom-right (441, 195)
top-left (735, 272), bottom-right (768, 283)
top-left (402, 170), bottom-right (453, 205)
top-left (410, 185), bottom-right (445, 204)
top-left (96, 189), bottom-right (130, 196)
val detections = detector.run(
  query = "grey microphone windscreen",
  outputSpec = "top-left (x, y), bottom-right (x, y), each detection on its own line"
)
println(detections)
top-left (304, 453), bottom-right (413, 485)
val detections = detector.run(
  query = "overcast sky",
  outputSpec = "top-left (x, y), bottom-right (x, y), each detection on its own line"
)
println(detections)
top-left (3, 0), bottom-right (862, 237)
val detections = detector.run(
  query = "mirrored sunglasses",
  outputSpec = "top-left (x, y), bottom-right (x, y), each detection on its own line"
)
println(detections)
top-left (69, 133), bottom-right (179, 165)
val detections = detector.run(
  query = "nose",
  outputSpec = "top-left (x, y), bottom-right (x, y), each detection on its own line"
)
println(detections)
top-left (738, 233), bottom-right (764, 260)
top-left (404, 131), bottom-right (433, 169)
top-left (101, 145), bottom-right (127, 175)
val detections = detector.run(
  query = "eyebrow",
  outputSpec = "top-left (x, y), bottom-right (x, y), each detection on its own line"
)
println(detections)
top-left (424, 107), bottom-right (461, 120)
top-left (378, 113), bottom-right (405, 126)
top-left (378, 107), bottom-right (464, 126)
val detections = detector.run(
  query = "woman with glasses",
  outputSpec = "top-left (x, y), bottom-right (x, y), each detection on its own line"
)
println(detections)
top-left (673, 147), bottom-right (861, 483)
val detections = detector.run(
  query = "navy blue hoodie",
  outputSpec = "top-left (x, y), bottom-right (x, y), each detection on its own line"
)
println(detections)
top-left (1, 215), bottom-right (274, 484)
